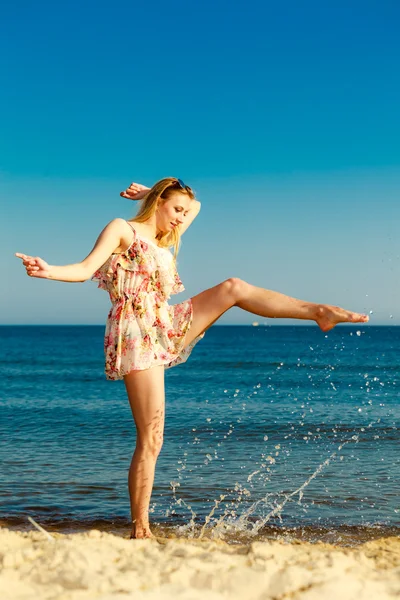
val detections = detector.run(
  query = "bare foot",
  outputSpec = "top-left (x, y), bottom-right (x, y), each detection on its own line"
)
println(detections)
top-left (315, 304), bottom-right (369, 332)
top-left (130, 522), bottom-right (154, 539)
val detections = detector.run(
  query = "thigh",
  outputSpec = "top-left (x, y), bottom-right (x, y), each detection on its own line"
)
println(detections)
top-left (183, 280), bottom-right (234, 348)
top-left (123, 365), bottom-right (165, 441)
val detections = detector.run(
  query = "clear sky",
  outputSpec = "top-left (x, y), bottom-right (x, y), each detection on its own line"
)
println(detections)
top-left (1, 0), bottom-right (399, 325)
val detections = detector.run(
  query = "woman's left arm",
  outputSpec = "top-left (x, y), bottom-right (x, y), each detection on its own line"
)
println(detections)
top-left (178, 200), bottom-right (201, 236)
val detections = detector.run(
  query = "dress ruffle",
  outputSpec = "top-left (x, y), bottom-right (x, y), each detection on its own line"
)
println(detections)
top-left (92, 236), bottom-right (184, 300)
top-left (91, 223), bottom-right (204, 380)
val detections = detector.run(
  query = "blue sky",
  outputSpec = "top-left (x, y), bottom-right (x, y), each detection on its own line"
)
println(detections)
top-left (1, 0), bottom-right (399, 324)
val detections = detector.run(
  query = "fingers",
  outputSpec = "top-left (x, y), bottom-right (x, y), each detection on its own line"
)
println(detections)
top-left (26, 263), bottom-right (41, 276)
top-left (16, 253), bottom-right (36, 261)
top-left (15, 252), bottom-right (45, 278)
top-left (22, 258), bottom-right (37, 267)
top-left (15, 253), bottom-right (39, 274)
top-left (16, 253), bottom-right (37, 266)
top-left (120, 191), bottom-right (139, 200)
top-left (120, 182), bottom-right (142, 199)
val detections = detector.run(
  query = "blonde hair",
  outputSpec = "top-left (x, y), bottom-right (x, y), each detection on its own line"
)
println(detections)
top-left (132, 177), bottom-right (195, 259)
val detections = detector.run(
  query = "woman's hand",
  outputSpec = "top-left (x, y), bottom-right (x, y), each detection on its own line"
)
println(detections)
top-left (120, 182), bottom-right (150, 200)
top-left (15, 253), bottom-right (51, 279)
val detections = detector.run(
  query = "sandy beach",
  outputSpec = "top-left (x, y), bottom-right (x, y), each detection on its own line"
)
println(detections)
top-left (0, 528), bottom-right (399, 600)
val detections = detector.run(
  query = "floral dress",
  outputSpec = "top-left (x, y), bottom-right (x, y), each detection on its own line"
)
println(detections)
top-left (92, 221), bottom-right (205, 380)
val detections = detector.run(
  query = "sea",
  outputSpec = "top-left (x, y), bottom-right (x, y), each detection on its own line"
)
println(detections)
top-left (0, 325), bottom-right (399, 546)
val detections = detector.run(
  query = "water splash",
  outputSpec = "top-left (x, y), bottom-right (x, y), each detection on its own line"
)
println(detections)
top-left (198, 495), bottom-right (226, 539)
top-left (169, 480), bottom-right (197, 536)
top-left (167, 346), bottom-right (395, 542)
top-left (248, 437), bottom-right (355, 536)
top-left (198, 429), bottom-right (368, 540)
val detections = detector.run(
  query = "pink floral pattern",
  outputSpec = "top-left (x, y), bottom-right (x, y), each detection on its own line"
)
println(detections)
top-left (91, 222), bottom-right (205, 380)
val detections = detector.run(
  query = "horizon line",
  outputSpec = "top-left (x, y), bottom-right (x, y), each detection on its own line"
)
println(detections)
top-left (0, 323), bottom-right (397, 328)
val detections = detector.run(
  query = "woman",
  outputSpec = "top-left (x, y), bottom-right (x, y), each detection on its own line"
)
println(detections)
top-left (16, 177), bottom-right (369, 539)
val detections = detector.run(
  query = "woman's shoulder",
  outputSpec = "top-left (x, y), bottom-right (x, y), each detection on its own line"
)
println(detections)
top-left (100, 217), bottom-right (133, 238)
top-left (101, 218), bottom-right (135, 255)
top-left (108, 217), bottom-right (132, 230)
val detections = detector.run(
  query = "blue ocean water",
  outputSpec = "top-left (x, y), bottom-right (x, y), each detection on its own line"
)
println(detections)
top-left (0, 325), bottom-right (399, 544)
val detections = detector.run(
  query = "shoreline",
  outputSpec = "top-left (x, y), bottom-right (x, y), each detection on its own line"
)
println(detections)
top-left (1, 518), bottom-right (399, 548)
top-left (1, 527), bottom-right (399, 599)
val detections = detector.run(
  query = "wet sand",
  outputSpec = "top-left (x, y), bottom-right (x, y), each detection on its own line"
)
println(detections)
top-left (1, 527), bottom-right (399, 600)
top-left (2, 517), bottom-right (398, 547)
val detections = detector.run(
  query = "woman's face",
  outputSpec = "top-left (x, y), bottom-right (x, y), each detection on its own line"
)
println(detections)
top-left (157, 192), bottom-right (194, 233)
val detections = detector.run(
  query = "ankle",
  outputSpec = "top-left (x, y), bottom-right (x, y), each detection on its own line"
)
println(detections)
top-left (313, 303), bottom-right (325, 322)
top-left (132, 519), bottom-right (150, 530)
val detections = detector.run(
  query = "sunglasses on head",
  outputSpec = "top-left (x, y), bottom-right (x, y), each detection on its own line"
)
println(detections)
top-left (176, 178), bottom-right (189, 190)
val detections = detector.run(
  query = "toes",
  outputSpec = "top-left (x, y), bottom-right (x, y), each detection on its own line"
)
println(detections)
top-left (352, 313), bottom-right (368, 323)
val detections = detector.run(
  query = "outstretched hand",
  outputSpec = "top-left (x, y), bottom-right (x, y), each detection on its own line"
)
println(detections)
top-left (15, 253), bottom-right (51, 279)
top-left (120, 182), bottom-right (150, 200)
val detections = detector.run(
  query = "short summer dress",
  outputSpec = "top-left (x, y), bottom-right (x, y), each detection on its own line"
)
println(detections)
top-left (91, 221), bottom-right (205, 380)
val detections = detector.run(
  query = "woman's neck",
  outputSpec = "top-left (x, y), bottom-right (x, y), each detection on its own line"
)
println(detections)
top-left (132, 218), bottom-right (161, 241)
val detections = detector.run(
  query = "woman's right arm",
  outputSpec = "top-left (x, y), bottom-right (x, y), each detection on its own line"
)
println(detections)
top-left (15, 218), bottom-right (127, 283)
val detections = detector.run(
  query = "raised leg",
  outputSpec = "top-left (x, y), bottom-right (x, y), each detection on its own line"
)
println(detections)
top-left (123, 365), bottom-right (165, 538)
top-left (183, 278), bottom-right (368, 347)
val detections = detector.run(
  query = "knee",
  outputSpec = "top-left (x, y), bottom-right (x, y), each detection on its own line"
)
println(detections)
top-left (137, 434), bottom-right (163, 458)
top-left (223, 277), bottom-right (248, 303)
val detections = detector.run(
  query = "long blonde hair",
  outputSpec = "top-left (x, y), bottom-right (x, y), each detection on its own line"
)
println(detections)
top-left (132, 177), bottom-right (195, 259)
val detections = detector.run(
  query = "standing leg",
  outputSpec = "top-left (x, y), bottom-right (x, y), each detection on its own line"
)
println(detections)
top-left (183, 278), bottom-right (368, 347)
top-left (124, 365), bottom-right (165, 538)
